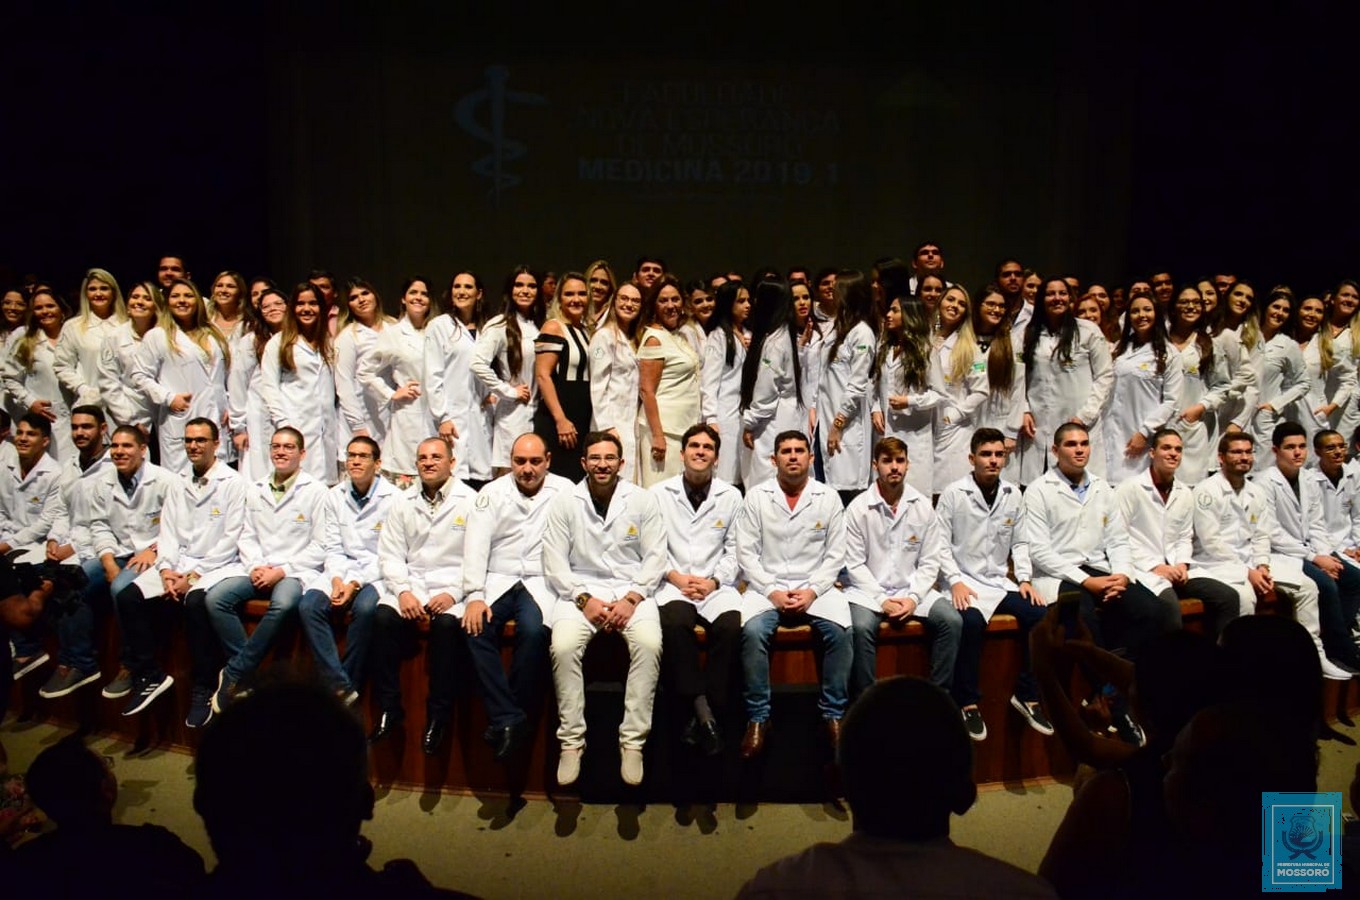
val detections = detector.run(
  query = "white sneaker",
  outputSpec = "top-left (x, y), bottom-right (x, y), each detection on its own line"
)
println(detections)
top-left (557, 747), bottom-right (583, 786)
top-left (620, 747), bottom-right (644, 786)
top-left (1321, 657), bottom-right (1355, 681)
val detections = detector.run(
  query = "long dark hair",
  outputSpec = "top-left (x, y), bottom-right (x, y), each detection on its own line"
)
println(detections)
top-left (1165, 282), bottom-right (1216, 378)
top-left (279, 281), bottom-right (333, 371)
top-left (1114, 293), bottom-right (1169, 374)
top-left (497, 265), bottom-right (545, 377)
top-left (971, 283), bottom-right (1016, 393)
top-left (444, 271), bottom-right (487, 334)
top-left (707, 281), bottom-right (747, 368)
top-left (1022, 277), bottom-right (1081, 384)
top-left (825, 270), bottom-right (879, 362)
top-left (875, 294), bottom-right (933, 393)
top-left (740, 279), bottom-right (803, 410)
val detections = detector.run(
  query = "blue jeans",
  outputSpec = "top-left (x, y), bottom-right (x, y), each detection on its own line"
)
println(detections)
top-left (465, 585), bottom-right (549, 728)
top-left (207, 575), bottom-right (302, 684)
top-left (849, 600), bottom-right (962, 701)
top-left (742, 608), bottom-right (852, 722)
top-left (1302, 556), bottom-right (1360, 667)
top-left (299, 584), bottom-right (380, 693)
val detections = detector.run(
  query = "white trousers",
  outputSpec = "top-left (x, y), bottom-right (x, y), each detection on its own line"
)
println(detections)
top-left (550, 615), bottom-right (662, 750)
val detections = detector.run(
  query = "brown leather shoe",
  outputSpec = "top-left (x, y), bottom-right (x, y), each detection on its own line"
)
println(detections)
top-left (740, 720), bottom-right (769, 760)
top-left (824, 717), bottom-right (842, 748)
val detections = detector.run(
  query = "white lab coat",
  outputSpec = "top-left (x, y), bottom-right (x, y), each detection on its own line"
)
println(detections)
top-left (471, 313), bottom-right (540, 468)
top-left (150, 460), bottom-right (246, 594)
top-left (1171, 336), bottom-right (1233, 485)
top-left (307, 476), bottom-right (401, 601)
top-left (54, 315), bottom-right (120, 408)
top-left (588, 325), bottom-right (640, 483)
top-left (972, 329), bottom-right (1029, 484)
top-left (648, 474), bottom-right (743, 621)
top-left (239, 470), bottom-right (329, 580)
top-left (130, 326), bottom-right (229, 477)
top-left (1104, 342), bottom-right (1185, 484)
top-left (1114, 469), bottom-right (1195, 595)
top-left (1335, 330), bottom-right (1360, 444)
top-left (89, 461), bottom-right (174, 559)
top-left (377, 477), bottom-right (478, 616)
top-left (541, 479), bottom-right (667, 628)
top-left (424, 315), bottom-right (493, 483)
top-left (816, 322), bottom-right (876, 491)
top-left (700, 327), bottom-right (749, 485)
top-left (226, 333), bottom-right (271, 482)
top-left (49, 452), bottom-right (112, 560)
top-left (841, 481), bottom-right (945, 617)
top-left (735, 477), bottom-right (850, 627)
top-left (0, 452), bottom-right (63, 549)
top-left (360, 317), bottom-right (434, 477)
top-left (740, 330), bottom-right (810, 489)
top-left (1022, 318), bottom-right (1114, 478)
top-left (1215, 326), bottom-right (1259, 432)
top-left (932, 332), bottom-right (990, 490)
top-left (334, 323), bottom-right (388, 450)
top-left (875, 348), bottom-right (940, 497)
top-left (97, 322), bottom-right (155, 432)
top-left (2, 338), bottom-right (73, 461)
top-left (462, 471), bottom-right (574, 620)
top-left (1257, 466), bottom-right (1333, 559)
top-left (1249, 334), bottom-right (1309, 472)
top-left (1308, 466), bottom-right (1360, 563)
top-left (934, 474), bottom-right (1033, 621)
top-left (258, 334), bottom-right (338, 485)
top-left (1293, 331), bottom-right (1358, 447)
top-left (1189, 472), bottom-right (1273, 578)
top-left (1022, 467), bottom-right (1133, 604)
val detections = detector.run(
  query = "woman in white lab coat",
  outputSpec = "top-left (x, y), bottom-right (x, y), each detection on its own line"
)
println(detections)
top-left (932, 284), bottom-right (988, 490)
top-left (740, 279), bottom-right (809, 489)
top-left (1167, 285), bottom-right (1231, 484)
top-left (970, 285), bottom-right (1028, 483)
top-left (700, 281), bottom-right (751, 485)
top-left (227, 287), bottom-right (286, 481)
top-left (816, 271), bottom-right (878, 498)
top-left (207, 270), bottom-right (247, 342)
top-left (872, 291), bottom-right (939, 496)
top-left (130, 278), bottom-right (231, 476)
top-left (1292, 291), bottom-right (1356, 447)
top-left (1328, 279), bottom-right (1360, 443)
top-left (333, 278), bottom-right (394, 453)
top-left (425, 271), bottom-right (493, 487)
top-left (2, 288), bottom-right (73, 459)
top-left (1208, 279), bottom-right (1261, 439)
top-left (1250, 286), bottom-right (1310, 469)
top-left (472, 266), bottom-right (545, 474)
top-left (358, 277), bottom-right (435, 483)
top-left (584, 258), bottom-right (616, 327)
top-left (587, 280), bottom-right (641, 482)
top-left (1020, 277), bottom-right (1114, 476)
top-left (790, 279), bottom-right (823, 431)
top-left (53, 268), bottom-right (126, 410)
top-left (260, 282), bottom-right (338, 484)
top-left (1103, 294), bottom-right (1184, 483)
top-left (99, 281), bottom-right (162, 435)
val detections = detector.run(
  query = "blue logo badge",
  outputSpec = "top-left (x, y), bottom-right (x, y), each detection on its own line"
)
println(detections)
top-left (1261, 792), bottom-right (1343, 892)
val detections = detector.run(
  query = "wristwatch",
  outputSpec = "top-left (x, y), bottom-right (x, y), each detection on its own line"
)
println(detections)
top-left (575, 592), bottom-right (592, 610)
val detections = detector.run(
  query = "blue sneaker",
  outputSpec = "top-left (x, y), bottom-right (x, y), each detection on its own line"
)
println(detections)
top-left (186, 685), bottom-right (214, 728)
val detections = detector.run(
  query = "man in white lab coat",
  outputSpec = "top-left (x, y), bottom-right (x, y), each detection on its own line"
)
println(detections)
top-left (1310, 429), bottom-right (1360, 568)
top-left (542, 431), bottom-right (666, 788)
top-left (462, 432), bottom-right (572, 761)
top-left (935, 428), bottom-right (1051, 741)
top-left (207, 426), bottom-right (328, 714)
top-left (1258, 421), bottom-right (1360, 674)
top-left (298, 436), bottom-right (399, 705)
top-left (370, 437), bottom-right (478, 755)
top-left (94, 426), bottom-right (176, 714)
top-left (1114, 427), bottom-right (1241, 639)
top-left (1023, 422), bottom-right (1167, 744)
top-left (736, 430), bottom-right (852, 759)
top-left (651, 424), bottom-right (743, 757)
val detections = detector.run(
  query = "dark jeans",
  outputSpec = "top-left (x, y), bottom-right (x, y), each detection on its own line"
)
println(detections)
top-left (742, 609), bottom-right (852, 722)
top-left (183, 588), bottom-right (225, 688)
top-left (1159, 576), bottom-right (1242, 641)
top-left (849, 601), bottom-right (962, 701)
top-left (465, 585), bottom-right (549, 729)
top-left (1302, 556), bottom-right (1360, 666)
top-left (659, 601), bottom-right (740, 709)
top-left (955, 591), bottom-right (1048, 707)
top-left (370, 605), bottom-right (460, 723)
top-left (1063, 565), bottom-right (1175, 662)
top-left (298, 584), bottom-right (380, 692)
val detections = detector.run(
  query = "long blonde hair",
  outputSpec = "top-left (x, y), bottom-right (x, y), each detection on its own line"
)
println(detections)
top-left (939, 285), bottom-right (980, 385)
top-left (76, 268), bottom-right (128, 330)
top-left (160, 279), bottom-right (231, 366)
top-left (546, 271), bottom-right (593, 337)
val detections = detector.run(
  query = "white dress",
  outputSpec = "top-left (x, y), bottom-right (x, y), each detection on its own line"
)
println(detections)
top-left (816, 322), bottom-right (876, 491)
top-left (700, 327), bottom-right (749, 485)
top-left (1103, 342), bottom-right (1185, 484)
top-left (471, 313), bottom-right (540, 468)
top-left (932, 332), bottom-right (989, 489)
top-left (359, 317), bottom-right (434, 477)
top-left (129, 326), bottom-right (229, 476)
top-left (637, 325), bottom-right (701, 487)
top-left (587, 326), bottom-right (640, 483)
top-left (424, 315), bottom-right (493, 483)
top-left (259, 334), bottom-right (339, 484)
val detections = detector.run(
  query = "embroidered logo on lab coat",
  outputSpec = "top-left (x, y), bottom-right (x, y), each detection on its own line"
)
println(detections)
top-left (813, 520), bottom-right (825, 531)
top-left (294, 513), bottom-right (307, 523)
top-left (713, 518), bottom-right (725, 529)
top-left (151, 516), bottom-right (160, 525)
top-left (475, 494), bottom-right (490, 510)
top-left (210, 507), bottom-right (221, 517)
top-left (624, 523), bottom-right (639, 541)
top-left (1196, 493), bottom-right (1213, 509)
top-left (453, 515), bottom-right (466, 528)
top-left (1003, 517), bottom-right (1014, 526)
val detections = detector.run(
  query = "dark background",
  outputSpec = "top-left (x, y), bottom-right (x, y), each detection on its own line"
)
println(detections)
top-left (3, 3), bottom-right (1355, 308)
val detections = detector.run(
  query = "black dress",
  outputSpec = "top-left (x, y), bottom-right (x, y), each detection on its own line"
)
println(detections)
top-left (533, 322), bottom-right (593, 478)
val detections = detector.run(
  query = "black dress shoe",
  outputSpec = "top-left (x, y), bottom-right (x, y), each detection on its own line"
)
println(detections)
top-left (696, 719), bottom-right (723, 757)
top-left (680, 715), bottom-right (699, 748)
top-left (422, 719), bottom-right (449, 755)
top-left (490, 721), bottom-right (529, 761)
top-left (368, 711), bottom-right (403, 744)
